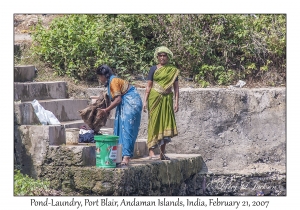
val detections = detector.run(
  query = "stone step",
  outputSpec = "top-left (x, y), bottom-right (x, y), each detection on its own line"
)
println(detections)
top-left (15, 125), bottom-right (66, 146)
top-left (48, 144), bottom-right (96, 166)
top-left (14, 81), bottom-right (68, 102)
top-left (14, 99), bottom-right (89, 125)
top-left (60, 120), bottom-right (87, 129)
top-left (60, 119), bottom-right (115, 129)
top-left (15, 124), bottom-right (66, 177)
top-left (14, 65), bottom-right (36, 82)
top-left (46, 138), bottom-right (146, 167)
top-left (15, 123), bottom-right (115, 148)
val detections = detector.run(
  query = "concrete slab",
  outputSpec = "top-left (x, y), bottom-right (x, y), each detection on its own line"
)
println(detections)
top-left (60, 120), bottom-right (86, 129)
top-left (48, 125), bottom-right (66, 145)
top-left (60, 119), bottom-right (114, 130)
top-left (16, 125), bottom-right (66, 146)
top-left (14, 81), bottom-right (67, 101)
top-left (14, 98), bottom-right (89, 124)
top-left (14, 65), bottom-right (36, 82)
top-left (14, 124), bottom-right (66, 177)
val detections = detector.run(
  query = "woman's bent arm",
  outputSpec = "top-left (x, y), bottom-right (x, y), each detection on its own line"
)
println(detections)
top-left (102, 95), bottom-right (122, 113)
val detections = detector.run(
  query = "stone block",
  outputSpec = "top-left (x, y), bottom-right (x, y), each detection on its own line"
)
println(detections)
top-left (14, 65), bottom-right (36, 82)
top-left (14, 81), bottom-right (67, 101)
top-left (47, 144), bottom-right (96, 166)
top-left (133, 139), bottom-right (148, 158)
top-left (14, 99), bottom-right (89, 124)
top-left (60, 120), bottom-right (86, 129)
top-left (16, 124), bottom-right (66, 146)
top-left (49, 125), bottom-right (66, 145)
top-left (14, 125), bottom-right (66, 178)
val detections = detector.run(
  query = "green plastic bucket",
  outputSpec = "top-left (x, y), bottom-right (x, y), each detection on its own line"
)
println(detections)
top-left (94, 135), bottom-right (119, 168)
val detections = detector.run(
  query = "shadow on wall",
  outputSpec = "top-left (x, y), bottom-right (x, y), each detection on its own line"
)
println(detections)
top-left (14, 125), bottom-right (36, 178)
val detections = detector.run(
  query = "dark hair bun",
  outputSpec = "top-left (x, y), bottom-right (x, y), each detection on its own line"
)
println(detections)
top-left (96, 64), bottom-right (113, 87)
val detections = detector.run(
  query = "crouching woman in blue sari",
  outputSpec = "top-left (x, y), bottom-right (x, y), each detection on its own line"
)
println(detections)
top-left (96, 65), bottom-right (142, 166)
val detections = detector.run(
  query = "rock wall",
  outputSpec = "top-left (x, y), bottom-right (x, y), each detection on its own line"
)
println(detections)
top-left (39, 154), bottom-right (204, 196)
top-left (13, 86), bottom-right (286, 196)
top-left (39, 154), bottom-right (286, 196)
top-left (87, 87), bottom-right (286, 174)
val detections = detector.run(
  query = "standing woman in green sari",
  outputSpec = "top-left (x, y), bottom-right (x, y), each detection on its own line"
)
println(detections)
top-left (143, 46), bottom-right (179, 160)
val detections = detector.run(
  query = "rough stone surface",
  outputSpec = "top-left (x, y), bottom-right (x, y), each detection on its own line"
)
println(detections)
top-left (87, 87), bottom-right (286, 175)
top-left (47, 145), bottom-right (96, 167)
top-left (14, 81), bottom-right (67, 101)
top-left (14, 82), bottom-right (286, 196)
top-left (14, 125), bottom-right (51, 178)
top-left (14, 124), bottom-right (67, 177)
top-left (187, 171), bottom-right (285, 196)
top-left (38, 153), bottom-right (285, 196)
top-left (14, 126), bottom-right (149, 178)
top-left (14, 65), bottom-right (36, 82)
top-left (39, 154), bottom-right (204, 196)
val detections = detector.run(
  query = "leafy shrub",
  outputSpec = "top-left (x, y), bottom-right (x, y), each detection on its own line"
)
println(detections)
top-left (30, 14), bottom-right (286, 86)
top-left (151, 14), bottom-right (286, 85)
top-left (14, 170), bottom-right (51, 196)
top-left (31, 14), bottom-right (159, 81)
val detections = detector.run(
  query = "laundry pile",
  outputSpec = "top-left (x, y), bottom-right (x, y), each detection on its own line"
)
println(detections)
top-left (78, 93), bottom-right (111, 133)
top-left (79, 126), bottom-right (95, 143)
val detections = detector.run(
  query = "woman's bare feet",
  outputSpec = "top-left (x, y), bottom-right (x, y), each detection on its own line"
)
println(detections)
top-left (120, 156), bottom-right (130, 167)
top-left (148, 149), bottom-right (159, 160)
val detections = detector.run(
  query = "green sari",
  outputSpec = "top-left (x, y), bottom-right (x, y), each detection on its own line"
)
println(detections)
top-left (147, 64), bottom-right (179, 148)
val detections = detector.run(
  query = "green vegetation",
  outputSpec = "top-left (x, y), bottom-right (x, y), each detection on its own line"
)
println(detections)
top-left (14, 169), bottom-right (52, 196)
top-left (28, 14), bottom-right (285, 87)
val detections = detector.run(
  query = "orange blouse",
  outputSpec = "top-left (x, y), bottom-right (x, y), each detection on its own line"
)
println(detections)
top-left (109, 78), bottom-right (129, 99)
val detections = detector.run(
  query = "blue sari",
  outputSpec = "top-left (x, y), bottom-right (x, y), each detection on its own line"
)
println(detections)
top-left (108, 76), bottom-right (142, 158)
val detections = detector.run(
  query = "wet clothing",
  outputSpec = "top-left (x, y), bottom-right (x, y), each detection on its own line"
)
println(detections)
top-left (108, 75), bottom-right (142, 158)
